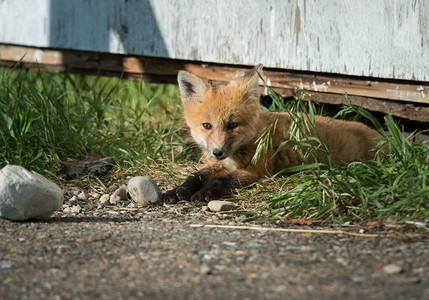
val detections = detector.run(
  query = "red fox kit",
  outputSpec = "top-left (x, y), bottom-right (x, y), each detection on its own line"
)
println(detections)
top-left (164, 65), bottom-right (380, 203)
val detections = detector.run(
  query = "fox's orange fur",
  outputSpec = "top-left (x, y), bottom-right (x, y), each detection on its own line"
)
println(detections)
top-left (164, 65), bottom-right (380, 203)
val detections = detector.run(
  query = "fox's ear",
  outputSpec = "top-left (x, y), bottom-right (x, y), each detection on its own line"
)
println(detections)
top-left (243, 64), bottom-right (263, 81)
top-left (177, 71), bottom-right (209, 102)
top-left (240, 64), bottom-right (263, 103)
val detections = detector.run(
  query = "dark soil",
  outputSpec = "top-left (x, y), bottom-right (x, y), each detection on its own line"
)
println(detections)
top-left (1, 202), bottom-right (428, 300)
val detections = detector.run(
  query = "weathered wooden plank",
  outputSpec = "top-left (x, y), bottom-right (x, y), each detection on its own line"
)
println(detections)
top-left (185, 65), bottom-right (429, 105)
top-left (2, 45), bottom-right (427, 105)
top-left (280, 91), bottom-right (429, 123)
top-left (1, 0), bottom-right (428, 82)
top-left (1, 44), bottom-right (428, 122)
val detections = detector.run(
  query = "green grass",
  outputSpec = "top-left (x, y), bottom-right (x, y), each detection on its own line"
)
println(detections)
top-left (0, 64), bottom-right (192, 175)
top-left (252, 91), bottom-right (429, 223)
top-left (1, 64), bottom-right (427, 224)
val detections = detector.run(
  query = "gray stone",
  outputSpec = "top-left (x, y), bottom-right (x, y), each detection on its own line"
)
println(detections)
top-left (99, 194), bottom-right (110, 205)
top-left (68, 195), bottom-right (78, 204)
top-left (0, 165), bottom-right (64, 220)
top-left (207, 200), bottom-right (238, 212)
top-left (109, 187), bottom-right (127, 204)
top-left (77, 191), bottom-right (87, 201)
top-left (383, 264), bottom-right (402, 274)
top-left (70, 205), bottom-right (82, 214)
top-left (127, 176), bottom-right (162, 206)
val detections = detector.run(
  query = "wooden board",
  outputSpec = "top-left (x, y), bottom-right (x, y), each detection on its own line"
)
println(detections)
top-left (1, 44), bottom-right (428, 122)
top-left (1, 0), bottom-right (429, 82)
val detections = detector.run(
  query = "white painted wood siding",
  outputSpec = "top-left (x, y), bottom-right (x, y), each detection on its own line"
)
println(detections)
top-left (0, 0), bottom-right (428, 81)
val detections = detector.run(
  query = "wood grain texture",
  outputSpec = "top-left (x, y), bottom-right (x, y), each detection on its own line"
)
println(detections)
top-left (1, 44), bottom-right (427, 122)
top-left (0, 0), bottom-right (428, 81)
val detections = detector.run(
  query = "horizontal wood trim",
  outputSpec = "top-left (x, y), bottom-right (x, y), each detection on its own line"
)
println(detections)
top-left (0, 44), bottom-right (428, 122)
top-left (283, 90), bottom-right (429, 123)
top-left (185, 65), bottom-right (429, 105)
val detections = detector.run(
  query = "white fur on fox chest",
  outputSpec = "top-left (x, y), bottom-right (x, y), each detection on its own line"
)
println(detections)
top-left (222, 157), bottom-right (238, 171)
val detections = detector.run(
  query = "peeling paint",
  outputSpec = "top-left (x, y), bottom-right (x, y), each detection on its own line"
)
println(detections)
top-left (298, 79), bottom-right (330, 92)
top-left (32, 50), bottom-right (44, 62)
top-left (294, 3), bottom-right (301, 46)
top-left (386, 88), bottom-right (425, 100)
top-left (417, 86), bottom-right (425, 98)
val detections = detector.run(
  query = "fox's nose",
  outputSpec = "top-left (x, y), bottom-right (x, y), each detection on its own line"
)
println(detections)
top-left (212, 149), bottom-right (224, 158)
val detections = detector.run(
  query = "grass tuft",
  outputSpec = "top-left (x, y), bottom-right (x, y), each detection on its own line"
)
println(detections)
top-left (0, 64), bottom-right (191, 175)
top-left (1, 64), bottom-right (427, 224)
top-left (253, 92), bottom-right (429, 223)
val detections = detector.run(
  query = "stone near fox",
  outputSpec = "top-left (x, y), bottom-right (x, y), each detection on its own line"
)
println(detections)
top-left (207, 200), bottom-right (239, 212)
top-left (127, 176), bottom-right (162, 206)
top-left (0, 165), bottom-right (64, 221)
top-left (109, 187), bottom-right (127, 205)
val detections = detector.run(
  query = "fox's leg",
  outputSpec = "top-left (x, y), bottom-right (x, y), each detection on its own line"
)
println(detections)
top-left (190, 169), bottom-right (260, 202)
top-left (163, 163), bottom-right (227, 204)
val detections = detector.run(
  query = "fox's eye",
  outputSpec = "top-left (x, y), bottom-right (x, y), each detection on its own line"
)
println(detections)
top-left (202, 123), bottom-right (212, 130)
top-left (227, 122), bottom-right (238, 130)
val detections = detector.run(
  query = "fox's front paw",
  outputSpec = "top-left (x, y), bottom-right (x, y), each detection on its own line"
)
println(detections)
top-left (163, 186), bottom-right (195, 204)
top-left (163, 189), bottom-right (179, 204)
top-left (175, 186), bottom-right (194, 201)
top-left (190, 189), bottom-right (217, 203)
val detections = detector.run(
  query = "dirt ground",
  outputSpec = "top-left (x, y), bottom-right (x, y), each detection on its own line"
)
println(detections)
top-left (1, 200), bottom-right (428, 300)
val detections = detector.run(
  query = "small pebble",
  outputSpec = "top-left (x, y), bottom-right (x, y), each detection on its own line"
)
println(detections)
top-left (127, 203), bottom-right (136, 208)
top-left (1, 261), bottom-right (11, 269)
top-left (200, 265), bottom-right (211, 274)
top-left (222, 241), bottom-right (237, 247)
top-left (247, 242), bottom-right (259, 248)
top-left (207, 200), bottom-right (238, 212)
top-left (88, 191), bottom-right (101, 199)
top-left (77, 192), bottom-right (87, 201)
top-left (69, 195), bottom-right (78, 204)
top-left (70, 205), bottom-right (82, 214)
top-left (383, 264), bottom-right (402, 274)
top-left (127, 176), bottom-right (162, 206)
top-left (110, 187), bottom-right (127, 205)
top-left (201, 205), bottom-right (210, 212)
top-left (99, 194), bottom-right (110, 205)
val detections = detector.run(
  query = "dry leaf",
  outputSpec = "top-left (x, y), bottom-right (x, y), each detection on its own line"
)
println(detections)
top-left (285, 218), bottom-right (313, 226)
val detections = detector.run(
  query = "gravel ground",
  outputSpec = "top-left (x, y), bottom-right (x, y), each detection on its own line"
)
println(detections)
top-left (1, 200), bottom-right (428, 300)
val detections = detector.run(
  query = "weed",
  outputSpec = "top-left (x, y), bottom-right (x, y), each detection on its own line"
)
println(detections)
top-left (253, 92), bottom-right (429, 223)
top-left (0, 64), bottom-right (189, 174)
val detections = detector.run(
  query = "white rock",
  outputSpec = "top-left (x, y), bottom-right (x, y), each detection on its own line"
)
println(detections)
top-left (68, 195), bottom-right (78, 204)
top-left (127, 176), bottom-right (162, 206)
top-left (383, 264), bottom-right (402, 274)
top-left (70, 205), bottom-right (82, 214)
top-left (99, 194), bottom-right (110, 205)
top-left (207, 200), bottom-right (238, 212)
top-left (0, 165), bottom-right (63, 220)
top-left (77, 191), bottom-right (87, 201)
top-left (109, 187), bottom-right (127, 204)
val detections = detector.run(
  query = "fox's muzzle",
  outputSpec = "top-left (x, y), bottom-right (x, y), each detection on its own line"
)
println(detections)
top-left (210, 148), bottom-right (230, 160)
